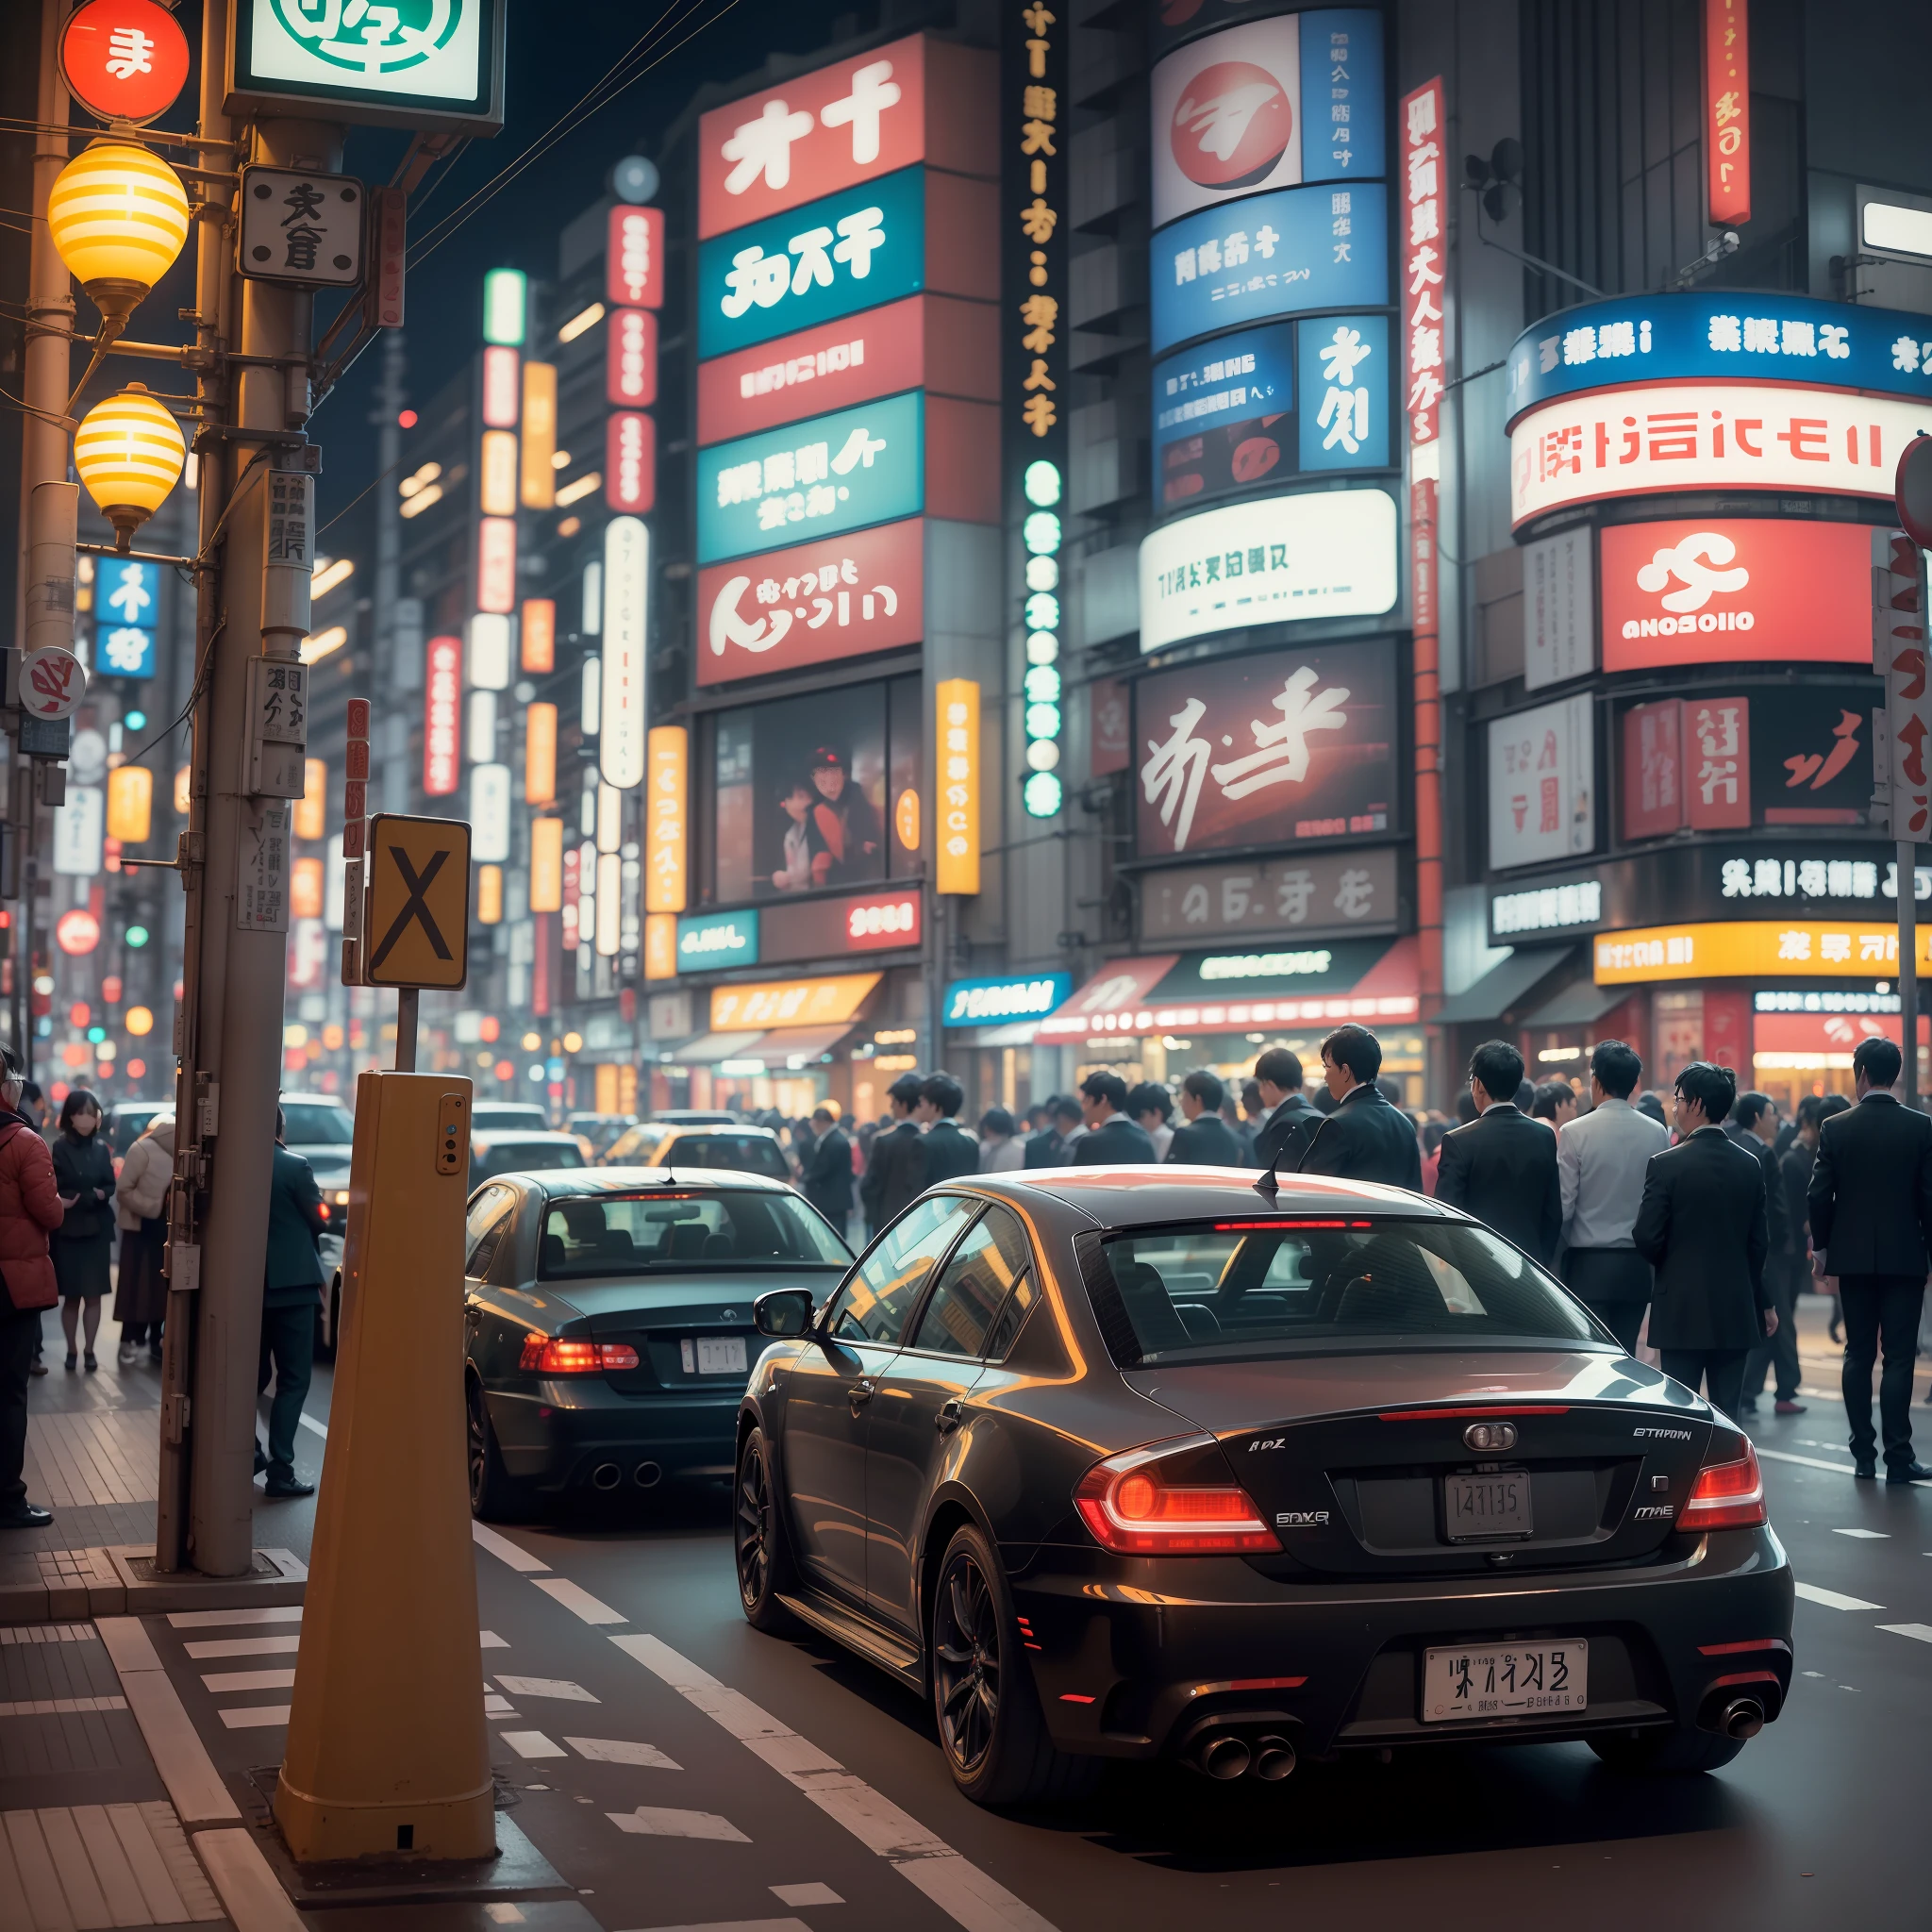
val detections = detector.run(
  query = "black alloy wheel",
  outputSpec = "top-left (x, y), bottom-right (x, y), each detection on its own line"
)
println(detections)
top-left (934, 1544), bottom-right (1002, 1776)
top-left (734, 1427), bottom-right (795, 1630)
top-left (466, 1374), bottom-right (527, 1522)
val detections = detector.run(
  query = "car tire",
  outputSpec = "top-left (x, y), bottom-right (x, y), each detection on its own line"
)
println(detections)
top-left (467, 1374), bottom-right (533, 1523)
top-left (1588, 1724), bottom-right (1747, 1774)
top-left (733, 1426), bottom-right (797, 1632)
top-left (930, 1523), bottom-right (1100, 1807)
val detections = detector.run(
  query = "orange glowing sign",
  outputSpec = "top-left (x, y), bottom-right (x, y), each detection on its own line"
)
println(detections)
top-left (1594, 920), bottom-right (1932, 984)
top-left (643, 911), bottom-right (677, 982)
top-left (521, 596), bottom-right (556, 673)
top-left (525, 702), bottom-right (558, 806)
top-left (645, 725), bottom-right (688, 914)
top-left (709, 972), bottom-right (881, 1031)
top-left (530, 816), bottom-right (564, 912)
top-left (521, 361), bottom-right (557, 508)
top-left (935, 677), bottom-right (978, 895)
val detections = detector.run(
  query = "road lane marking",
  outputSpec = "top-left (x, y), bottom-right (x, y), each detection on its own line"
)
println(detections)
top-left (1878, 1624), bottom-right (1932, 1643)
top-left (472, 1522), bottom-right (550, 1573)
top-left (217, 1707), bottom-right (290, 1729)
top-left (1757, 1448), bottom-right (1862, 1474)
top-left (481, 1631), bottom-right (509, 1648)
top-left (567, 1737), bottom-right (681, 1769)
top-left (499, 1731), bottom-right (567, 1759)
top-left (611, 1633), bottom-right (1059, 1932)
top-left (298, 1415), bottom-right (328, 1439)
top-left (1794, 1582), bottom-right (1885, 1611)
top-left (200, 1671), bottom-right (295, 1693)
top-left (607, 1807), bottom-right (748, 1841)
top-left (608, 1922), bottom-right (808, 1931)
top-left (484, 1694), bottom-right (518, 1717)
top-left (495, 1675), bottom-right (598, 1703)
top-left (182, 1637), bottom-right (301, 1660)
top-left (533, 1577), bottom-right (625, 1625)
top-left (1833, 1527), bottom-right (1889, 1539)
top-left (773, 1883), bottom-right (846, 1906)
top-left (168, 1607), bottom-right (302, 1629)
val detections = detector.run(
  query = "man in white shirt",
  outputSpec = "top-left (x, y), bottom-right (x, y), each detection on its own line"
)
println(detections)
top-left (1557, 1039), bottom-right (1671, 1352)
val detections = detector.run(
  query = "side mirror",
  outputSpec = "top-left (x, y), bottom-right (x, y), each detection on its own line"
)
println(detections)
top-left (754, 1288), bottom-right (816, 1338)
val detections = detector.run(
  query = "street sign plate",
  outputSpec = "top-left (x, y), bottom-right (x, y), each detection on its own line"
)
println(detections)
top-left (240, 167), bottom-right (364, 286)
top-left (20, 645), bottom-right (88, 720)
top-left (61, 0), bottom-right (191, 125)
top-left (363, 813), bottom-right (471, 990)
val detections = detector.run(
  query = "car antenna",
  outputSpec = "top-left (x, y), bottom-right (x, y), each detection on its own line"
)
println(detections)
top-left (1254, 1150), bottom-right (1280, 1205)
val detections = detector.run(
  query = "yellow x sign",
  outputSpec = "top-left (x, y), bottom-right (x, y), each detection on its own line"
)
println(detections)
top-left (363, 814), bottom-right (471, 990)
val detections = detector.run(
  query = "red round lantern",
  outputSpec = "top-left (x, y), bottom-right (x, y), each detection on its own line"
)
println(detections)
top-left (59, 0), bottom-right (191, 125)
top-left (56, 909), bottom-right (101, 956)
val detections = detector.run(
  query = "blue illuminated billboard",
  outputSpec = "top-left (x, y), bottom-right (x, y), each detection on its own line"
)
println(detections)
top-left (697, 166), bottom-right (927, 360)
top-left (677, 908), bottom-right (759, 969)
top-left (696, 391), bottom-right (924, 565)
top-left (941, 973), bottom-right (1073, 1026)
top-left (1151, 181), bottom-right (1389, 357)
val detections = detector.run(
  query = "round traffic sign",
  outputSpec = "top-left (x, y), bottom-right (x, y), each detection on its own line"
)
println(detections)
top-left (59, 0), bottom-right (191, 125)
top-left (20, 646), bottom-right (88, 721)
top-left (56, 909), bottom-right (101, 958)
top-left (1898, 434), bottom-right (1932, 551)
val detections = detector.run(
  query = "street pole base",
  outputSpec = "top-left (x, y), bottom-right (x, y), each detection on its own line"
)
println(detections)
top-left (272, 1770), bottom-right (497, 1863)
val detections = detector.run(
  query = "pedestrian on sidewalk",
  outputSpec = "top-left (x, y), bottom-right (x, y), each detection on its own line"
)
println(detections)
top-left (915, 1073), bottom-right (981, 1184)
top-left (1167, 1070), bottom-right (1246, 1168)
top-left (1291, 1026), bottom-right (1424, 1191)
top-left (1745, 1093), bottom-right (1825, 1416)
top-left (50, 1091), bottom-right (115, 1374)
top-left (1557, 1041), bottom-right (1670, 1354)
top-left (800, 1103), bottom-right (855, 1235)
top-left (1633, 1060), bottom-right (1774, 1421)
top-left (1807, 1037), bottom-right (1932, 1483)
top-left (1436, 1041), bottom-right (1563, 1267)
top-left (113, 1111), bottom-right (173, 1365)
top-left (0, 1047), bottom-right (61, 1527)
top-left (859, 1073), bottom-right (927, 1237)
top-left (258, 1108), bottom-right (326, 1499)
top-left (1071, 1071), bottom-right (1158, 1165)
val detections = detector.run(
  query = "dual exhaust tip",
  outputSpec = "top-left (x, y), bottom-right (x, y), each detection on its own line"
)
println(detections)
top-left (1717, 1694), bottom-right (1765, 1740)
top-left (591, 1460), bottom-right (662, 1491)
top-left (1195, 1732), bottom-right (1296, 1782)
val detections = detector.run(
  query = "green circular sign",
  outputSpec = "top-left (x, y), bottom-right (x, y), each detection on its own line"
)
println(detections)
top-left (269, 0), bottom-right (461, 79)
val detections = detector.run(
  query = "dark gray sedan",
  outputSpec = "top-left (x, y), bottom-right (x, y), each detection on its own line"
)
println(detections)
top-left (733, 1168), bottom-right (1795, 1807)
top-left (462, 1167), bottom-right (851, 1518)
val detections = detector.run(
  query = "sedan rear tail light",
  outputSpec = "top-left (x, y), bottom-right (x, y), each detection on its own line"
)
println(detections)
top-left (1074, 1437), bottom-right (1279, 1555)
top-left (519, 1336), bottom-right (641, 1374)
top-left (1677, 1439), bottom-right (1766, 1532)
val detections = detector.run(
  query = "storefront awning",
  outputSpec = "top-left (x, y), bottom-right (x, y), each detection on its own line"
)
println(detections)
top-left (742, 1023), bottom-right (857, 1070)
top-left (669, 1031), bottom-right (765, 1064)
top-left (1522, 977), bottom-right (1628, 1029)
top-left (1429, 946), bottom-right (1577, 1024)
top-left (1039, 940), bottom-right (1421, 1042)
top-left (709, 972), bottom-right (881, 1033)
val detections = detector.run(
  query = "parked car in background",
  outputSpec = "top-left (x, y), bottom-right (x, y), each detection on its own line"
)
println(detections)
top-left (107, 1100), bottom-right (172, 1163)
top-left (647, 1110), bottom-right (740, 1125)
top-left (473, 1102), bottom-right (551, 1134)
top-left (462, 1167), bottom-right (852, 1517)
top-left (566, 1112), bottom-right (637, 1160)
top-left (472, 1130), bottom-right (587, 1188)
top-left (598, 1122), bottom-right (789, 1180)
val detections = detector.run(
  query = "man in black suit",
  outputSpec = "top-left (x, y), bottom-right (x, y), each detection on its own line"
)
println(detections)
top-left (1633, 1060), bottom-right (1774, 1422)
top-left (1807, 1036), bottom-right (1932, 1482)
top-left (1290, 1025), bottom-right (1423, 1191)
top-left (1023, 1094), bottom-right (1082, 1168)
top-left (1070, 1070), bottom-right (1157, 1165)
top-left (1250, 1047), bottom-right (1317, 1174)
top-left (1732, 1091), bottom-right (1798, 1415)
top-left (858, 1073), bottom-right (928, 1237)
top-left (801, 1103), bottom-right (855, 1238)
top-left (1434, 1040), bottom-right (1562, 1266)
top-left (914, 1072), bottom-right (981, 1183)
top-left (1166, 1069), bottom-right (1246, 1167)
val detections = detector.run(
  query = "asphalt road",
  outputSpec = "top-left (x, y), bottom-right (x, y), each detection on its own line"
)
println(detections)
top-left (220, 1307), bottom-right (1932, 1932)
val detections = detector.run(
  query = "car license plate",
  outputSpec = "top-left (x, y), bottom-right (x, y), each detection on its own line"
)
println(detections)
top-left (1443, 1469), bottom-right (1532, 1540)
top-left (1423, 1641), bottom-right (1588, 1723)
top-left (680, 1335), bottom-right (746, 1376)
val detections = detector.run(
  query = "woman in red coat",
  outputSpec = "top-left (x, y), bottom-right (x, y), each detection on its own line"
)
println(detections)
top-left (0, 1047), bottom-right (62, 1528)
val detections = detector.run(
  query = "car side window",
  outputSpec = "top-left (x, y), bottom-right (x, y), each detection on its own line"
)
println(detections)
top-left (465, 1186), bottom-right (517, 1278)
top-left (910, 1206), bottom-right (1034, 1358)
top-left (826, 1196), bottom-right (975, 1346)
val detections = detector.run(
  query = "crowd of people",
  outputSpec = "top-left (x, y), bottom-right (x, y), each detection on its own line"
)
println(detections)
top-left (0, 1052), bottom-right (329, 1531)
top-left (763, 1020), bottom-right (1931, 1482)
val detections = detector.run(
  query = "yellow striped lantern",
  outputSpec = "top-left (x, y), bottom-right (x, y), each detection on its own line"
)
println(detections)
top-left (46, 142), bottom-right (192, 327)
top-left (75, 384), bottom-right (186, 549)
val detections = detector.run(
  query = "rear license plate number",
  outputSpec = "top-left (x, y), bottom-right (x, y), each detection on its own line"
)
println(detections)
top-left (681, 1335), bottom-right (746, 1376)
top-left (1443, 1470), bottom-right (1532, 1540)
top-left (1423, 1641), bottom-right (1587, 1723)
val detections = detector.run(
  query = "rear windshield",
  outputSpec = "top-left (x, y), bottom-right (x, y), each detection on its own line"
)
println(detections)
top-left (281, 1101), bottom-right (354, 1144)
top-left (538, 1191), bottom-right (850, 1277)
top-left (473, 1139), bottom-right (585, 1183)
top-left (1096, 1218), bottom-right (1602, 1361)
top-left (667, 1134), bottom-right (790, 1179)
top-left (473, 1105), bottom-right (548, 1130)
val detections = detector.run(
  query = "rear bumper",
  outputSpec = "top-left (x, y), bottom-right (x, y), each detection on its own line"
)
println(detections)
top-left (1008, 1528), bottom-right (1793, 1759)
top-left (486, 1382), bottom-right (742, 1492)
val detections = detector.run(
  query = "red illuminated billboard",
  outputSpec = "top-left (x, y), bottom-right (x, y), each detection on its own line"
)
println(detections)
top-left (1601, 518), bottom-right (1872, 672)
top-left (695, 294), bottom-right (996, 445)
top-left (698, 518), bottom-right (924, 687)
top-left (606, 205), bottom-right (663, 308)
top-left (606, 306), bottom-right (657, 408)
top-left (606, 412), bottom-right (656, 514)
top-left (696, 34), bottom-right (993, 240)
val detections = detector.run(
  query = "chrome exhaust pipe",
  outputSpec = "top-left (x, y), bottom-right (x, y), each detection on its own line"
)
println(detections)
top-left (633, 1460), bottom-right (662, 1489)
top-left (591, 1461), bottom-right (622, 1491)
top-left (1719, 1696), bottom-right (1765, 1740)
top-left (1198, 1734), bottom-right (1251, 1780)
top-left (1251, 1735), bottom-right (1296, 1781)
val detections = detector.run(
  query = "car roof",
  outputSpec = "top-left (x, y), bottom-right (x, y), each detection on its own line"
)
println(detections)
top-left (527, 1164), bottom-right (798, 1198)
top-left (649, 1123), bottom-right (780, 1141)
top-left (473, 1130), bottom-right (583, 1148)
top-left (951, 1166), bottom-right (1462, 1228)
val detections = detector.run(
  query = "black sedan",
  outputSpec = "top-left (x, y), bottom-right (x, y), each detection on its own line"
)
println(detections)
top-left (734, 1168), bottom-right (1795, 1806)
top-left (463, 1167), bottom-right (851, 1518)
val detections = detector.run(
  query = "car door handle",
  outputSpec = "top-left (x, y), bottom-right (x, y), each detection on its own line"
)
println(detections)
top-left (935, 1398), bottom-right (964, 1435)
top-left (848, 1378), bottom-right (875, 1414)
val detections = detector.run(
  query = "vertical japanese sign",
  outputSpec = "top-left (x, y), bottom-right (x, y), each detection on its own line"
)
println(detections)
top-left (1400, 76), bottom-right (1446, 1024)
top-left (1874, 528), bottom-right (1929, 839)
top-left (646, 725), bottom-right (689, 913)
top-left (601, 517), bottom-right (649, 790)
top-left (1704, 0), bottom-right (1750, 227)
top-left (424, 635), bottom-right (461, 795)
top-left (1005, 0), bottom-right (1068, 820)
top-left (936, 679), bottom-right (980, 895)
